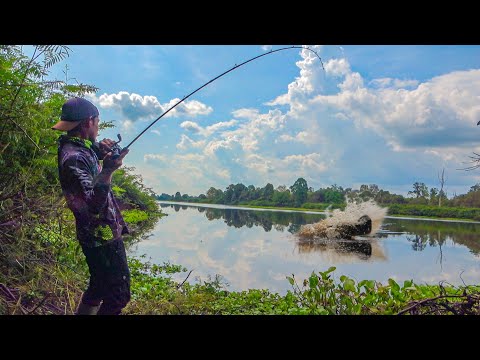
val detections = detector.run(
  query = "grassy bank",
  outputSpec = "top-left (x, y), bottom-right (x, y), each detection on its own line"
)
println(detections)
top-left (386, 214), bottom-right (480, 222)
top-left (0, 206), bottom-right (166, 315)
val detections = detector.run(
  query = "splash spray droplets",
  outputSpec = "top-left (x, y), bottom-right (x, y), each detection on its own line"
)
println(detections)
top-left (298, 200), bottom-right (388, 239)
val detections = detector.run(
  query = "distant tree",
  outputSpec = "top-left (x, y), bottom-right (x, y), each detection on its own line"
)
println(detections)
top-left (438, 168), bottom-right (446, 207)
top-left (438, 190), bottom-right (448, 205)
top-left (206, 187), bottom-right (218, 199)
top-left (290, 178), bottom-right (308, 206)
top-left (272, 190), bottom-right (292, 206)
top-left (368, 184), bottom-right (380, 194)
top-left (345, 188), bottom-right (359, 203)
top-left (451, 188), bottom-right (480, 207)
top-left (358, 184), bottom-right (379, 201)
top-left (234, 183), bottom-right (248, 203)
top-left (469, 183), bottom-right (480, 193)
top-left (359, 184), bottom-right (374, 201)
top-left (307, 189), bottom-right (324, 203)
top-left (157, 193), bottom-right (172, 200)
top-left (324, 186), bottom-right (344, 203)
top-left (276, 185), bottom-right (287, 192)
top-left (247, 185), bottom-right (257, 200)
top-left (374, 189), bottom-right (406, 204)
top-left (408, 182), bottom-right (429, 199)
top-left (174, 191), bottom-right (182, 200)
top-left (429, 187), bottom-right (439, 205)
top-left (262, 183), bottom-right (274, 200)
top-left (224, 184), bottom-right (235, 203)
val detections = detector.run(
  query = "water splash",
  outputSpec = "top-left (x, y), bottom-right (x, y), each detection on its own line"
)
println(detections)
top-left (298, 200), bottom-right (388, 239)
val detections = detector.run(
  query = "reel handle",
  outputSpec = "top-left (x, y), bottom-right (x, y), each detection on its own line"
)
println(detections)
top-left (110, 134), bottom-right (123, 160)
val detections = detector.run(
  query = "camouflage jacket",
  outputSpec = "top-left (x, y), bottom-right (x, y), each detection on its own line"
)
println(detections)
top-left (57, 135), bottom-right (129, 248)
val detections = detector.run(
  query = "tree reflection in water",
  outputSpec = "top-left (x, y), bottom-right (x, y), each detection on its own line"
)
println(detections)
top-left (159, 203), bottom-right (480, 262)
top-left (296, 239), bottom-right (373, 260)
top-left (162, 203), bottom-right (325, 234)
top-left (381, 218), bottom-right (480, 256)
top-left (160, 203), bottom-right (379, 260)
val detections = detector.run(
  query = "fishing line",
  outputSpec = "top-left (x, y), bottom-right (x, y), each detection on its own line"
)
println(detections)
top-left (110, 46), bottom-right (324, 158)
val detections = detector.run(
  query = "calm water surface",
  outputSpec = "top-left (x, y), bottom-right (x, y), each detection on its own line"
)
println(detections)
top-left (129, 201), bottom-right (480, 295)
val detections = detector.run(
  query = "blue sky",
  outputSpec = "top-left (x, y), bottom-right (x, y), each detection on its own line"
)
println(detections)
top-left (45, 45), bottom-right (480, 197)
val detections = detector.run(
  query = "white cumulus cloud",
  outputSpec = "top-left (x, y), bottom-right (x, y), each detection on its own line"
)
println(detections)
top-left (89, 91), bottom-right (213, 122)
top-left (176, 134), bottom-right (206, 150)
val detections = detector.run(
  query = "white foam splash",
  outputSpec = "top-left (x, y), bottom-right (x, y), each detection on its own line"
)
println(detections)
top-left (298, 200), bottom-right (388, 239)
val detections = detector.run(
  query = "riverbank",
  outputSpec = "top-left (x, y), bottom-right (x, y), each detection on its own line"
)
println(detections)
top-left (159, 200), bottom-right (480, 223)
top-left (158, 200), bottom-right (326, 214)
top-left (386, 214), bottom-right (480, 223)
top-left (2, 201), bottom-right (479, 315)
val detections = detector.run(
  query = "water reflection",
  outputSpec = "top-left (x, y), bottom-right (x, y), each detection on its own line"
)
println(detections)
top-left (161, 203), bottom-right (325, 234)
top-left (160, 203), bottom-right (384, 263)
top-left (296, 239), bottom-right (372, 259)
top-left (133, 202), bottom-right (480, 294)
top-left (160, 203), bottom-right (480, 260)
top-left (380, 218), bottom-right (480, 255)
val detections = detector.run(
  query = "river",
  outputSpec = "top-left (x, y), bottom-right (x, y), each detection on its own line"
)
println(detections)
top-left (128, 201), bottom-right (480, 295)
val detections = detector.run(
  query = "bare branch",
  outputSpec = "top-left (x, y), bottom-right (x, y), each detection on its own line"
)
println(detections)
top-left (2, 116), bottom-right (41, 151)
top-left (27, 294), bottom-right (50, 315)
top-left (397, 294), bottom-right (466, 315)
top-left (177, 269), bottom-right (194, 289)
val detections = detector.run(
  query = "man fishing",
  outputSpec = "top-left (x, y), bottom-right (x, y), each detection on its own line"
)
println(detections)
top-left (52, 97), bottom-right (130, 315)
top-left (46, 47), bottom-right (322, 315)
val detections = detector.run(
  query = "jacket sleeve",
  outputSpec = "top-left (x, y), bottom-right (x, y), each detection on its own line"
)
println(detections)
top-left (61, 153), bottom-right (110, 214)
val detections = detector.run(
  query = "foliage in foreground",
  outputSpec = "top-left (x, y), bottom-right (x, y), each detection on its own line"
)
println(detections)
top-left (3, 237), bottom-right (479, 315)
top-left (123, 261), bottom-right (480, 315)
top-left (0, 45), bottom-right (165, 314)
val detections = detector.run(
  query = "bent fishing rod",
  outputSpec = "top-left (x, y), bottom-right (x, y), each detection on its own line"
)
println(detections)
top-left (109, 46), bottom-right (324, 158)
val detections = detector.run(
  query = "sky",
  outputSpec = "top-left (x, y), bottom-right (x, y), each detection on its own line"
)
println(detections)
top-left (44, 45), bottom-right (480, 197)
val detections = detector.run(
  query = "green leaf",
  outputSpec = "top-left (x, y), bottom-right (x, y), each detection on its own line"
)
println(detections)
top-left (354, 304), bottom-right (362, 314)
top-left (388, 278), bottom-right (400, 292)
top-left (325, 266), bottom-right (336, 274)
top-left (344, 279), bottom-right (356, 292)
top-left (309, 275), bottom-right (319, 288)
top-left (286, 276), bottom-right (294, 286)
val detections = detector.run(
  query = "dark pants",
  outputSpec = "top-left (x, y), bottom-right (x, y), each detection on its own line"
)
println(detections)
top-left (81, 238), bottom-right (131, 315)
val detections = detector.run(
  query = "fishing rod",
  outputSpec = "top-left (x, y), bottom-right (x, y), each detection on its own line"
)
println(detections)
top-left (110, 45), bottom-right (324, 159)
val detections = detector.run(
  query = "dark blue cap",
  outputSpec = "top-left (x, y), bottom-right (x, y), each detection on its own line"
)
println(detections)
top-left (52, 97), bottom-right (99, 131)
top-left (61, 97), bottom-right (99, 121)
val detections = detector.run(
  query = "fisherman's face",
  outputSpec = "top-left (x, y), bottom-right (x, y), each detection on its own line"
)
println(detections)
top-left (86, 115), bottom-right (100, 142)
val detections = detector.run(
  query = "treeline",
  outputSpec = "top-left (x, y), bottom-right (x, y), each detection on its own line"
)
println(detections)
top-left (158, 178), bottom-right (480, 209)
